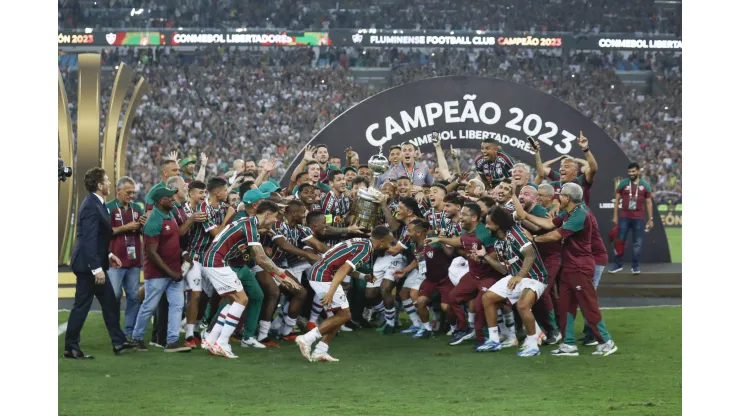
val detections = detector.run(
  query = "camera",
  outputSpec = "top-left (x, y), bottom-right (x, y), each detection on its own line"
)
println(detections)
top-left (58, 158), bottom-right (72, 182)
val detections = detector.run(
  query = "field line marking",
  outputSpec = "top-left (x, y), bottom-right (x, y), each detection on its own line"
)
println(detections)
top-left (601, 305), bottom-right (681, 310)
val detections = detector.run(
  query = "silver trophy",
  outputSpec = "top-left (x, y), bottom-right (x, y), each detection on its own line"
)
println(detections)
top-left (355, 147), bottom-right (390, 232)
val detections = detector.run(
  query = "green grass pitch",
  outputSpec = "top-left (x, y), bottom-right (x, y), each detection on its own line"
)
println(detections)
top-left (59, 307), bottom-right (681, 415)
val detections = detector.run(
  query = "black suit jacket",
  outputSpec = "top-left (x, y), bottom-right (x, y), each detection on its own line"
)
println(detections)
top-left (70, 193), bottom-right (113, 274)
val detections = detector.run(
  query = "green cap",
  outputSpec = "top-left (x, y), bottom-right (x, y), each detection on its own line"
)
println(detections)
top-left (342, 166), bottom-right (358, 174)
top-left (150, 186), bottom-right (178, 202)
top-left (242, 189), bottom-right (271, 205)
top-left (259, 182), bottom-right (281, 194)
top-left (179, 157), bottom-right (196, 168)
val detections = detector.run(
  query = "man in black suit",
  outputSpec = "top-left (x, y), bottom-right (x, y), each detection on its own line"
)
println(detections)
top-left (64, 168), bottom-right (135, 359)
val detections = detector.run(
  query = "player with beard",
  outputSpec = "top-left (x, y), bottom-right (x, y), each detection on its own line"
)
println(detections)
top-left (547, 133), bottom-right (598, 207)
top-left (388, 142), bottom-right (435, 186)
top-left (426, 204), bottom-right (503, 346)
top-left (179, 153), bottom-right (207, 185)
top-left (475, 138), bottom-right (515, 189)
top-left (373, 196), bottom-right (425, 334)
top-left (473, 207), bottom-right (549, 356)
top-left (314, 144), bottom-right (341, 183)
top-left (290, 147), bottom-right (332, 194)
top-left (507, 185), bottom-right (561, 345)
top-left (517, 183), bottom-right (618, 356)
top-left (201, 201), bottom-right (302, 358)
top-left (145, 158), bottom-right (181, 213)
top-left (318, 171), bottom-right (353, 244)
top-left (265, 201), bottom-right (329, 341)
top-left (182, 178), bottom-right (236, 345)
top-left (296, 227), bottom-right (395, 362)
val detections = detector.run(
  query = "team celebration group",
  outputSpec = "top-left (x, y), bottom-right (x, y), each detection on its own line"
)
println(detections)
top-left (76, 131), bottom-right (657, 362)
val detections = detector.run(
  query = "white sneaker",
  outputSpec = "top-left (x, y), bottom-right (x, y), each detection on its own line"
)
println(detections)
top-left (536, 331), bottom-right (546, 345)
top-left (241, 337), bottom-right (266, 349)
top-left (206, 340), bottom-right (221, 357)
top-left (501, 336), bottom-right (519, 348)
top-left (592, 340), bottom-right (618, 356)
top-left (200, 332), bottom-right (209, 349)
top-left (271, 319), bottom-right (283, 332)
top-left (295, 335), bottom-right (314, 362)
top-left (551, 343), bottom-right (579, 356)
top-left (311, 352), bottom-right (339, 362)
top-left (340, 324), bottom-right (353, 332)
top-left (446, 326), bottom-right (457, 336)
top-left (149, 342), bottom-right (164, 349)
top-left (214, 343), bottom-right (238, 359)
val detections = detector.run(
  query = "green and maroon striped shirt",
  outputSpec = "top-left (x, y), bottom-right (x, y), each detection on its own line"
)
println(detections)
top-left (188, 201), bottom-right (228, 262)
top-left (491, 224), bottom-right (548, 284)
top-left (202, 216), bottom-right (261, 268)
top-left (309, 238), bottom-right (372, 282)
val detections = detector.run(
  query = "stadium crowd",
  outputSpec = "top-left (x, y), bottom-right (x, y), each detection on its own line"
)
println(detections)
top-left (59, 45), bottom-right (681, 204)
top-left (59, 0), bottom-right (681, 34)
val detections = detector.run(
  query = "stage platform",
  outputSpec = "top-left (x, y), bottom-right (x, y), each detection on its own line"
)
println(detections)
top-left (597, 263), bottom-right (682, 297)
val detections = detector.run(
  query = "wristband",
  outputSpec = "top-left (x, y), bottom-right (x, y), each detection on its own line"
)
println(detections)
top-left (279, 273), bottom-right (288, 280)
top-left (358, 273), bottom-right (366, 280)
top-left (582, 147), bottom-right (590, 153)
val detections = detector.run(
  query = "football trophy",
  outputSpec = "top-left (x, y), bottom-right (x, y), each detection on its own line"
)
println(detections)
top-left (355, 147), bottom-right (390, 232)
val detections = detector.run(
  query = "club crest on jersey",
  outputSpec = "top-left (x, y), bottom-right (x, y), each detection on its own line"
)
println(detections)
top-left (639, 185), bottom-right (644, 191)
top-left (426, 251), bottom-right (434, 259)
top-left (416, 172), bottom-right (424, 179)
top-left (115, 213), bottom-right (122, 221)
top-left (133, 212), bottom-right (139, 220)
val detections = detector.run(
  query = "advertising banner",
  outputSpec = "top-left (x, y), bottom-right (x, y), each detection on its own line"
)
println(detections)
top-left (59, 29), bottom-right (681, 51)
top-left (280, 76), bottom-right (671, 263)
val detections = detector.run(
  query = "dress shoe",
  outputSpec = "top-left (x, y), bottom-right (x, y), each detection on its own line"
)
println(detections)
top-left (62, 349), bottom-right (94, 360)
top-left (113, 341), bottom-right (136, 356)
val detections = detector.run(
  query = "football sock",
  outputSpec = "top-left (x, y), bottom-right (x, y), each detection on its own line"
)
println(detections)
top-left (314, 341), bottom-right (329, 355)
top-left (206, 304), bottom-right (230, 343)
top-left (304, 327), bottom-right (322, 344)
top-left (310, 296), bottom-right (322, 323)
top-left (503, 311), bottom-right (516, 337)
top-left (468, 312), bottom-right (476, 327)
top-left (385, 307), bottom-right (396, 327)
top-left (281, 316), bottom-right (297, 336)
top-left (402, 299), bottom-right (422, 327)
top-left (525, 334), bottom-right (539, 349)
top-left (185, 324), bottom-right (195, 339)
top-left (257, 320), bottom-right (271, 341)
top-left (488, 326), bottom-right (500, 343)
top-left (423, 321), bottom-right (433, 331)
top-left (373, 301), bottom-right (385, 313)
top-left (217, 303), bottom-right (245, 345)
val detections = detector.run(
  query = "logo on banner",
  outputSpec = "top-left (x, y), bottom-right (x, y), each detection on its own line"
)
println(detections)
top-left (106, 33), bottom-right (116, 45)
top-left (352, 34), bottom-right (363, 44)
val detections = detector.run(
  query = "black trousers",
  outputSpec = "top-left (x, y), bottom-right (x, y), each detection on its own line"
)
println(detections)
top-left (65, 271), bottom-right (126, 350)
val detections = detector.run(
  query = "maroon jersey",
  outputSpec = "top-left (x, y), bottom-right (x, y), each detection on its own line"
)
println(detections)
top-left (530, 204), bottom-right (561, 267)
top-left (142, 208), bottom-right (181, 279)
top-left (414, 242), bottom-right (451, 282)
top-left (474, 151), bottom-right (514, 187)
top-left (587, 208), bottom-right (608, 266)
top-left (172, 201), bottom-right (192, 251)
top-left (553, 204), bottom-right (595, 274)
top-left (106, 199), bottom-right (145, 268)
top-left (616, 178), bottom-right (652, 220)
top-left (460, 222), bottom-right (499, 279)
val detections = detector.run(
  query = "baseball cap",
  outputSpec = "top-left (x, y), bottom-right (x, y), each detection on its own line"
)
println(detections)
top-left (179, 157), bottom-right (196, 168)
top-left (342, 166), bottom-right (358, 174)
top-left (242, 189), bottom-right (271, 205)
top-left (150, 186), bottom-right (178, 202)
top-left (259, 182), bottom-right (281, 194)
